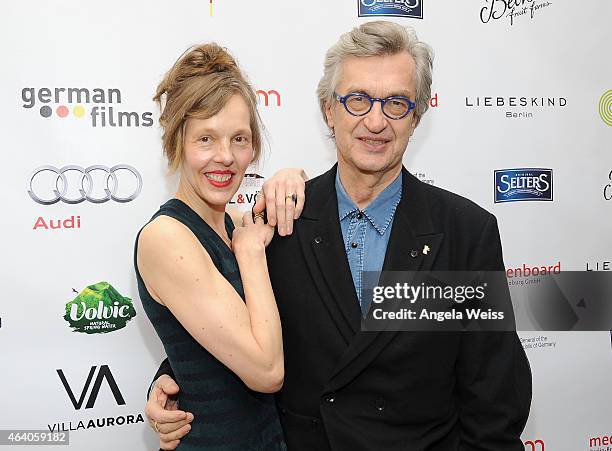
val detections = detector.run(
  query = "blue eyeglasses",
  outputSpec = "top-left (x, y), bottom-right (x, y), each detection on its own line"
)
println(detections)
top-left (334, 92), bottom-right (416, 120)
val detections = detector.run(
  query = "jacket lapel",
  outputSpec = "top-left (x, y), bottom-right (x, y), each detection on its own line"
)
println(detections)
top-left (325, 168), bottom-right (444, 390)
top-left (297, 165), bottom-right (361, 343)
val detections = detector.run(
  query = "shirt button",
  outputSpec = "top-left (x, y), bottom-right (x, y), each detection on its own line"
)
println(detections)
top-left (351, 242), bottom-right (358, 249)
top-left (314, 236), bottom-right (323, 244)
top-left (410, 250), bottom-right (419, 258)
top-left (323, 393), bottom-right (336, 403)
top-left (375, 397), bottom-right (386, 411)
top-left (356, 212), bottom-right (363, 219)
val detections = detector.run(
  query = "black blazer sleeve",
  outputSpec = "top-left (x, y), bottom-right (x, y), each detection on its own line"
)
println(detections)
top-left (457, 215), bottom-right (532, 450)
top-left (146, 358), bottom-right (175, 399)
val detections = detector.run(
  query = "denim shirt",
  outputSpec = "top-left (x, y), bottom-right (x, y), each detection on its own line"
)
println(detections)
top-left (336, 172), bottom-right (402, 314)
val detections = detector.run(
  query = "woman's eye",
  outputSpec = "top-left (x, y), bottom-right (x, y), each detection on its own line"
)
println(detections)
top-left (234, 136), bottom-right (248, 144)
top-left (200, 136), bottom-right (211, 143)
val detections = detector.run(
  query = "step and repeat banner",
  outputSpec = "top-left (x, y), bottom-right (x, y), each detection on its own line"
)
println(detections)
top-left (1, 1), bottom-right (610, 450)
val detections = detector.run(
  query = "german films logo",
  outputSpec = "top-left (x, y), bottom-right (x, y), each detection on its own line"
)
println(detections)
top-left (494, 168), bottom-right (553, 203)
top-left (599, 90), bottom-right (612, 126)
top-left (358, 0), bottom-right (423, 19)
top-left (64, 282), bottom-right (136, 334)
top-left (21, 87), bottom-right (153, 127)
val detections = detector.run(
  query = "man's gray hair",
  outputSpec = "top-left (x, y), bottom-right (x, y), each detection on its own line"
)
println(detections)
top-left (316, 21), bottom-right (434, 126)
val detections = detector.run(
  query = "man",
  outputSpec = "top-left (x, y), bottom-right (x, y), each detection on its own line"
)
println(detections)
top-left (146, 21), bottom-right (532, 450)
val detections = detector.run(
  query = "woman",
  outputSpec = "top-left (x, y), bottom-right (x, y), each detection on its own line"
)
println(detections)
top-left (135, 43), bottom-right (297, 450)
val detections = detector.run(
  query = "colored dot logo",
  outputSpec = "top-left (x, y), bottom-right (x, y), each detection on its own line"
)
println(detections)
top-left (599, 89), bottom-right (612, 126)
top-left (73, 105), bottom-right (86, 118)
top-left (39, 105), bottom-right (86, 119)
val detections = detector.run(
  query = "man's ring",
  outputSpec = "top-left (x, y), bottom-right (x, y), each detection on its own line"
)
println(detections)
top-left (286, 193), bottom-right (298, 203)
top-left (153, 421), bottom-right (160, 433)
top-left (253, 211), bottom-right (265, 221)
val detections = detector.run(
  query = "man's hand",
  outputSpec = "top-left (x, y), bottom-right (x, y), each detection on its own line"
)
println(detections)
top-left (145, 375), bottom-right (194, 450)
top-left (252, 168), bottom-right (308, 236)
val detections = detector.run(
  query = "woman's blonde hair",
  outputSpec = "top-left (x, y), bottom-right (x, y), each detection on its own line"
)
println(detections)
top-left (154, 43), bottom-right (262, 171)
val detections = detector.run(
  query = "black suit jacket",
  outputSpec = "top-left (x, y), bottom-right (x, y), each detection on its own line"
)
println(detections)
top-left (154, 166), bottom-right (532, 450)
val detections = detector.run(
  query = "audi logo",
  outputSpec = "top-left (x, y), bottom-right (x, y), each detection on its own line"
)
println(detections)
top-left (28, 165), bottom-right (142, 204)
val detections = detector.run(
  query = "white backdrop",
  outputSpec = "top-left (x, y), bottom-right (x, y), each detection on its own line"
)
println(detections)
top-left (1, 1), bottom-right (611, 450)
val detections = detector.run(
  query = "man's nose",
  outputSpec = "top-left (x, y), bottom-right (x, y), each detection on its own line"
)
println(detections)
top-left (363, 101), bottom-right (387, 133)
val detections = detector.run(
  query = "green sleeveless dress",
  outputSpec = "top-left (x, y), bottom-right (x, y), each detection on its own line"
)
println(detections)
top-left (135, 199), bottom-right (286, 450)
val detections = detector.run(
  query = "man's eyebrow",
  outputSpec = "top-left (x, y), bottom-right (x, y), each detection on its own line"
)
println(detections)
top-left (342, 87), bottom-right (414, 98)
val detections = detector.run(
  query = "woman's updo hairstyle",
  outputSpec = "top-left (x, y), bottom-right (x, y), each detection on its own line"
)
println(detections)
top-left (154, 43), bottom-right (262, 171)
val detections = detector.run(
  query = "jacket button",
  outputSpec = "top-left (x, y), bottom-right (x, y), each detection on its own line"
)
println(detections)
top-left (351, 242), bottom-right (358, 248)
top-left (356, 212), bottom-right (363, 219)
top-left (410, 250), bottom-right (419, 258)
top-left (323, 393), bottom-right (336, 403)
top-left (314, 236), bottom-right (323, 244)
top-left (375, 397), bottom-right (386, 411)
top-left (311, 419), bottom-right (320, 429)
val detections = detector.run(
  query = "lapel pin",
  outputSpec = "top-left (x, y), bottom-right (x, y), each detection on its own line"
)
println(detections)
top-left (422, 245), bottom-right (430, 255)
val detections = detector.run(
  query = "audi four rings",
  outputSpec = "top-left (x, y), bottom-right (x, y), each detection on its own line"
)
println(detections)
top-left (28, 165), bottom-right (143, 204)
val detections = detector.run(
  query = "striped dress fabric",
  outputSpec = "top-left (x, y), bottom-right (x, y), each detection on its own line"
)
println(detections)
top-left (135, 199), bottom-right (286, 450)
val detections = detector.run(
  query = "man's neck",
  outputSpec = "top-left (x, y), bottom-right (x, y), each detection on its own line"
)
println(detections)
top-left (337, 164), bottom-right (402, 210)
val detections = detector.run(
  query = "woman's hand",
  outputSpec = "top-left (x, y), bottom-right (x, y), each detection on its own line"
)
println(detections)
top-left (232, 211), bottom-right (275, 254)
top-left (252, 168), bottom-right (308, 236)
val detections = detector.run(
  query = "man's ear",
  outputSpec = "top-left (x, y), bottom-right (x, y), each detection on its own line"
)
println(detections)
top-left (408, 114), bottom-right (419, 138)
top-left (325, 103), bottom-right (334, 129)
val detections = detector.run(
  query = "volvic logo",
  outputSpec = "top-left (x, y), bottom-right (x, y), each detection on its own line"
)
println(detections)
top-left (64, 282), bottom-right (136, 334)
top-left (358, 0), bottom-right (422, 19)
top-left (21, 87), bottom-right (154, 127)
top-left (494, 168), bottom-right (553, 203)
top-left (57, 365), bottom-right (125, 410)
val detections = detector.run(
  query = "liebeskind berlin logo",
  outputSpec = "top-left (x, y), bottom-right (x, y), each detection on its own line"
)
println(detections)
top-left (64, 282), bottom-right (136, 334)
top-left (464, 95), bottom-right (566, 119)
top-left (21, 87), bottom-right (153, 127)
top-left (494, 168), bottom-right (553, 203)
top-left (358, 0), bottom-right (422, 19)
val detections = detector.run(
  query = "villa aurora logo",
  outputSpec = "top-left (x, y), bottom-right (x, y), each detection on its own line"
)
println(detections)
top-left (64, 282), bottom-right (136, 334)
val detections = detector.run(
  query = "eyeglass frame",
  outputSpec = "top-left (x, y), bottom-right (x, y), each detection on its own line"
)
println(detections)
top-left (333, 92), bottom-right (416, 120)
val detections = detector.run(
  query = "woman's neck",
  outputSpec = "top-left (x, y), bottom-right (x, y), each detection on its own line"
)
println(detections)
top-left (175, 181), bottom-right (229, 242)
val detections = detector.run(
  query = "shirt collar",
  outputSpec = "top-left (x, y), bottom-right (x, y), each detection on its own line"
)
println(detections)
top-left (335, 171), bottom-right (403, 235)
